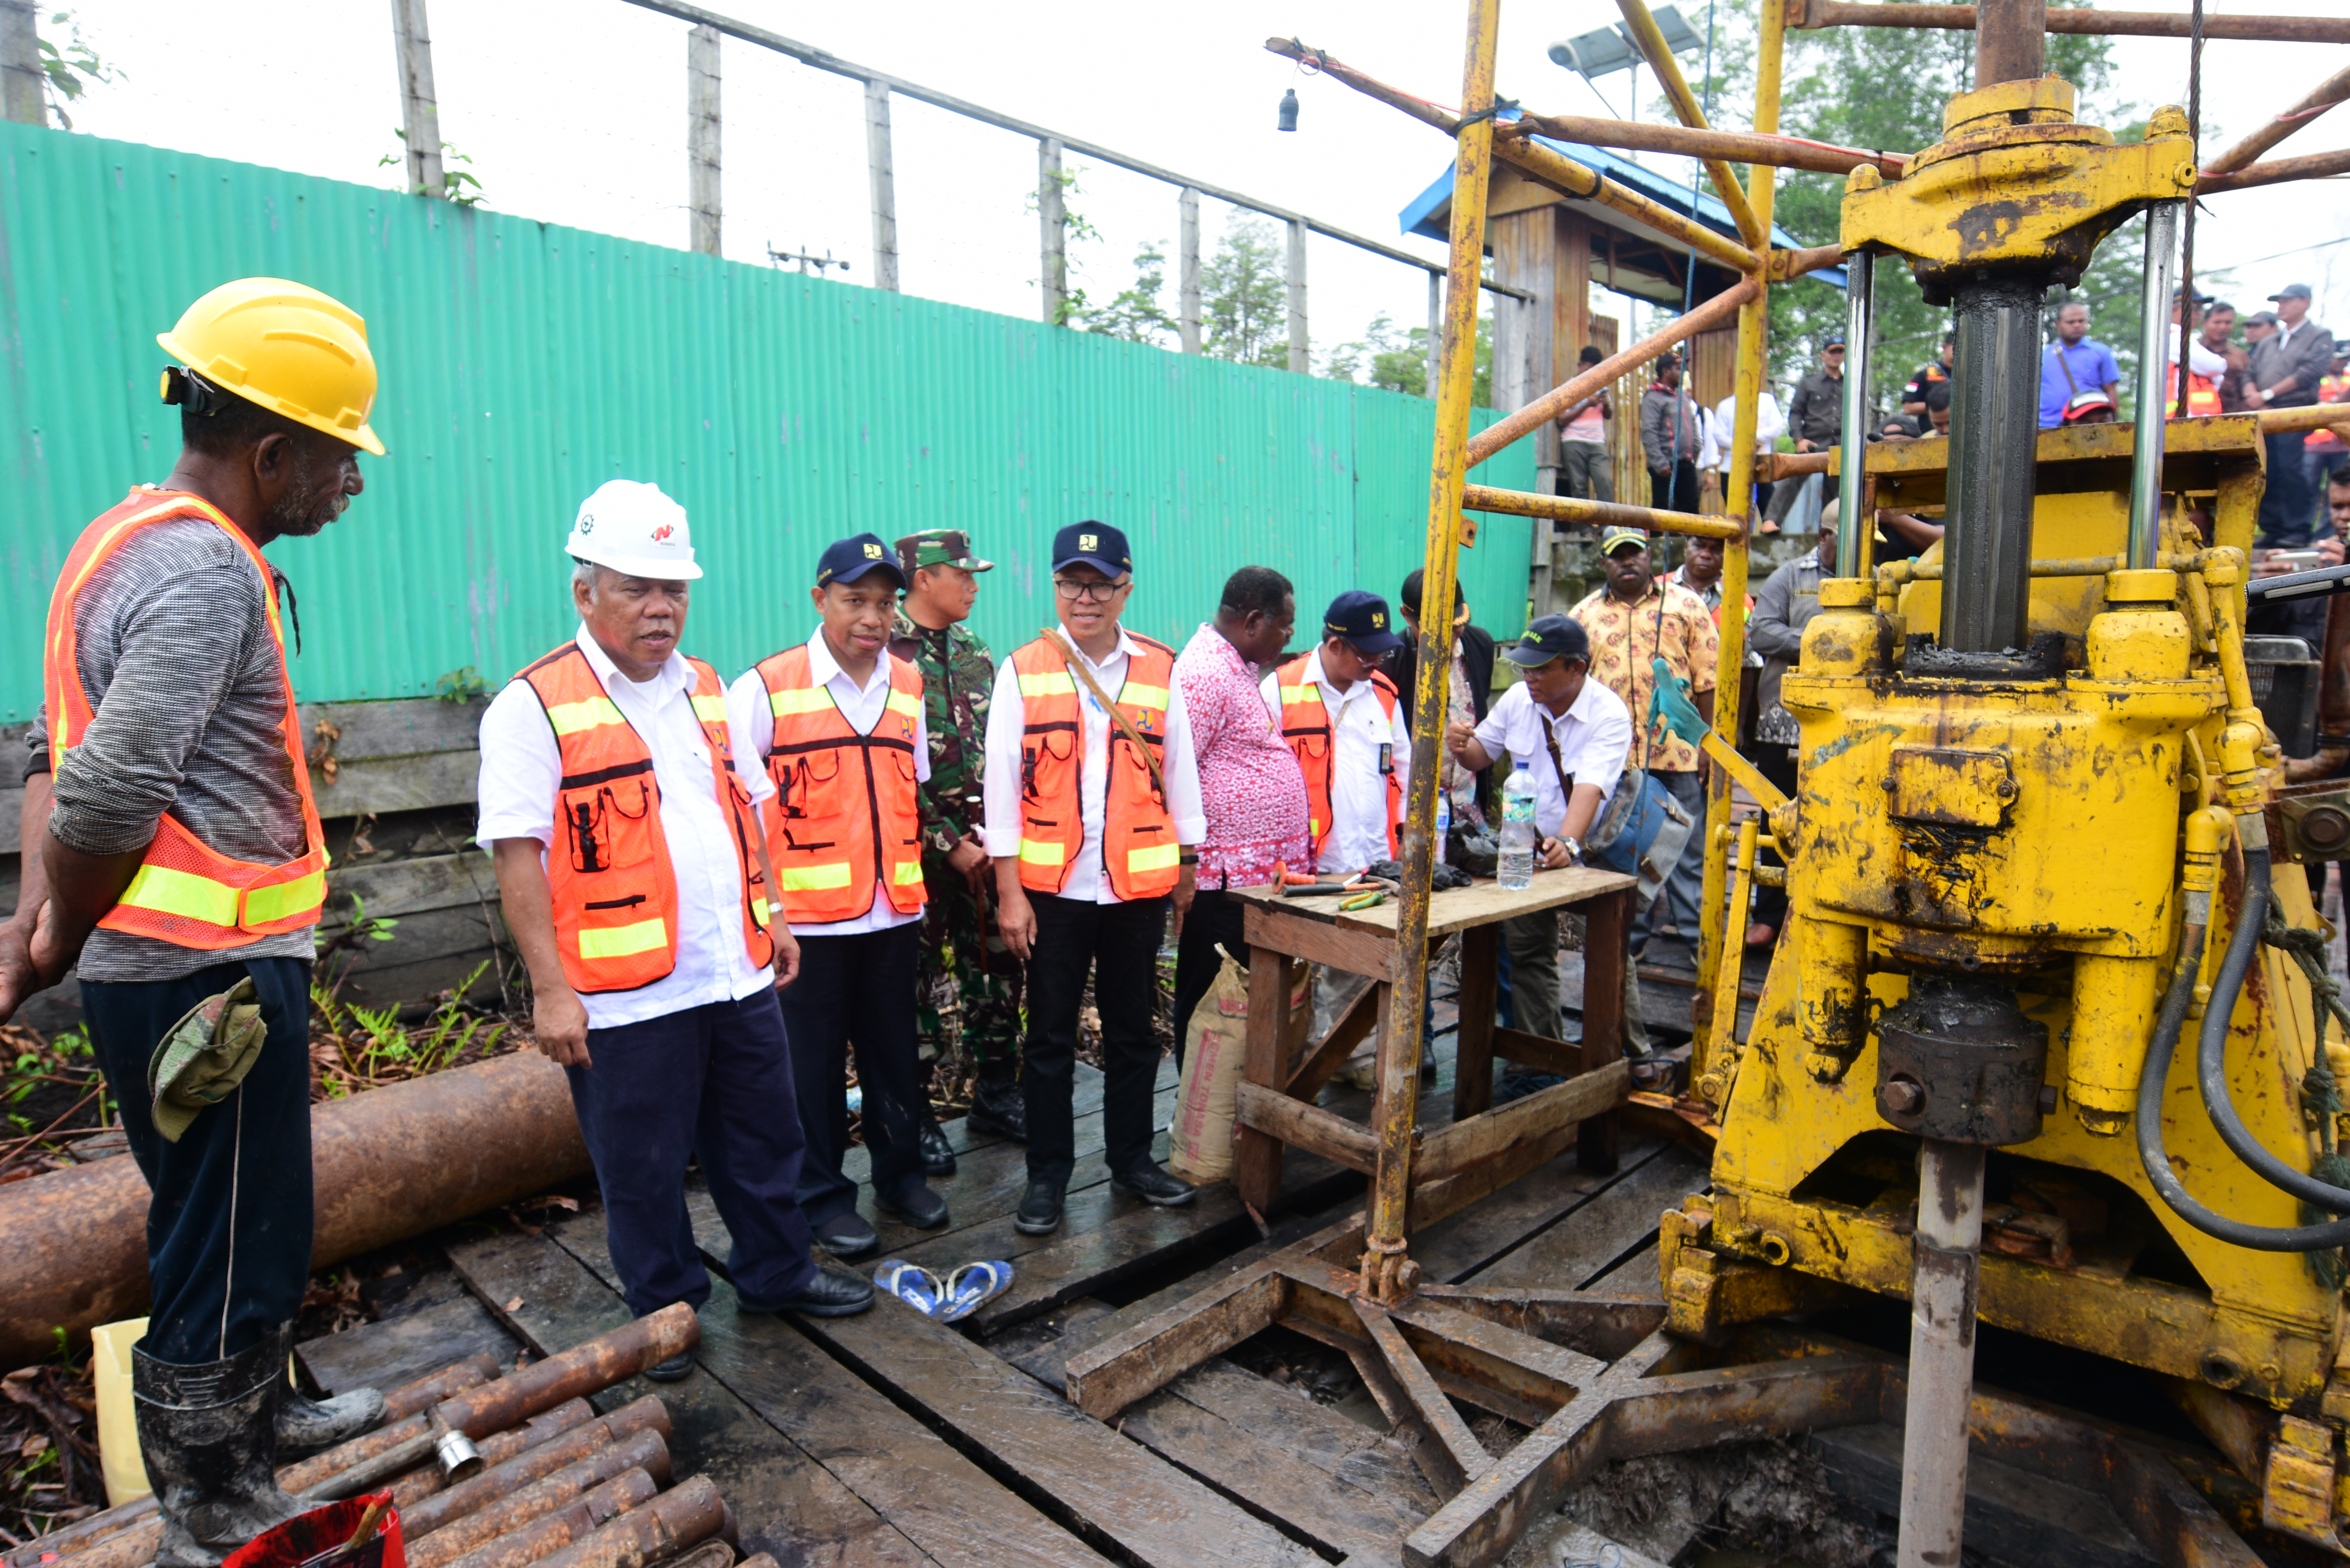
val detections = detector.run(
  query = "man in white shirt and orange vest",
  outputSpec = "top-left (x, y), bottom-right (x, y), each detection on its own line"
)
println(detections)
top-left (1264, 591), bottom-right (1410, 875)
top-left (728, 533), bottom-right (947, 1259)
top-left (481, 484), bottom-right (874, 1368)
top-left (985, 522), bottom-right (1207, 1235)
top-left (5, 280), bottom-right (391, 1568)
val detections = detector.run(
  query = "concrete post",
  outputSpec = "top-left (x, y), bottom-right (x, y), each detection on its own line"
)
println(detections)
top-left (1286, 217), bottom-right (1310, 373)
top-left (1039, 137), bottom-right (1066, 324)
top-left (865, 80), bottom-right (899, 292)
top-left (687, 23), bottom-right (722, 257)
top-left (1178, 188), bottom-right (1202, 354)
top-left (389, 0), bottom-right (445, 198)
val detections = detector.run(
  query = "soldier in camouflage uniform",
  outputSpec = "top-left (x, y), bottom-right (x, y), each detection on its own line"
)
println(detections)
top-left (890, 529), bottom-right (1026, 1174)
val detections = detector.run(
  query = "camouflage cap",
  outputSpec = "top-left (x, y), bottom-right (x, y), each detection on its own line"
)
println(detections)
top-left (897, 528), bottom-right (995, 576)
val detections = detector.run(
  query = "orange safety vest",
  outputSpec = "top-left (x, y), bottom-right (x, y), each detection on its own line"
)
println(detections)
top-left (1010, 633), bottom-right (1181, 901)
top-left (753, 644), bottom-right (927, 925)
top-left (2310, 374), bottom-right (2348, 449)
top-left (43, 488), bottom-right (329, 949)
top-left (1273, 654), bottom-right (1401, 866)
top-left (517, 643), bottom-right (773, 994)
top-left (2166, 361), bottom-right (2221, 419)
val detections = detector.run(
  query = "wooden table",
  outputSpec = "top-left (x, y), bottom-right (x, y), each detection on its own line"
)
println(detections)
top-left (1229, 866), bottom-right (1638, 1247)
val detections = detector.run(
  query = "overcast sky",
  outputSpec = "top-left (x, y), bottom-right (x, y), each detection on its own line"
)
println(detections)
top-left (43, 0), bottom-right (2350, 381)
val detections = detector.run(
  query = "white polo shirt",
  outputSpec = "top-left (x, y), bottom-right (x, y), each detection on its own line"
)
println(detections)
top-left (1260, 650), bottom-right (1412, 876)
top-left (982, 625), bottom-right (1207, 905)
top-left (723, 626), bottom-right (931, 938)
top-left (476, 627), bottom-right (772, 1031)
top-left (1471, 677), bottom-right (1634, 839)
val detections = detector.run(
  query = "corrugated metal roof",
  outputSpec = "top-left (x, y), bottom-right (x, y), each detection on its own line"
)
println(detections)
top-left (0, 122), bottom-right (1535, 721)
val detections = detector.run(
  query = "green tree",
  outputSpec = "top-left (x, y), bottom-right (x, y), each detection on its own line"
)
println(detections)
top-left (1074, 241), bottom-right (1178, 347)
top-left (36, 8), bottom-right (123, 130)
top-left (1202, 216), bottom-right (1289, 368)
top-left (1323, 310), bottom-right (1493, 405)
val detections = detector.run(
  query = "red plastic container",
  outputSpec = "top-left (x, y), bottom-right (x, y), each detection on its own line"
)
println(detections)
top-left (222, 1492), bottom-right (404, 1568)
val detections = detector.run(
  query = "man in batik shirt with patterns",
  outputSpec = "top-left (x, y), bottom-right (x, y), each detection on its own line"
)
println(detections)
top-left (889, 529), bottom-right (1024, 1172)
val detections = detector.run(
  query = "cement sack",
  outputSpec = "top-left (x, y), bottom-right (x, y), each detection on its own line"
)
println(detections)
top-left (1170, 947), bottom-right (1307, 1183)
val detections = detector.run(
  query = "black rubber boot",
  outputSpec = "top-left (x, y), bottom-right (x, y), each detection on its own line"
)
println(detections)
top-left (269, 1324), bottom-right (386, 1459)
top-left (135, 1335), bottom-right (308, 1568)
top-left (966, 1062), bottom-right (1027, 1143)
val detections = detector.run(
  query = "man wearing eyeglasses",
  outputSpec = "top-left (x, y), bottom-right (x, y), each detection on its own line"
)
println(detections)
top-left (983, 522), bottom-right (1206, 1236)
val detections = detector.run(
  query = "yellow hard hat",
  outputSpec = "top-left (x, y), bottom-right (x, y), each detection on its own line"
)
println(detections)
top-left (156, 278), bottom-right (385, 456)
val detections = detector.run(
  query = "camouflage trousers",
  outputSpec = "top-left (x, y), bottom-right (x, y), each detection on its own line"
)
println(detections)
top-left (915, 855), bottom-right (1024, 1071)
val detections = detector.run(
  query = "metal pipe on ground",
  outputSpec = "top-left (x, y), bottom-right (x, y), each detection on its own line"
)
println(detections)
top-left (526, 1476), bottom-right (728, 1568)
top-left (296, 1391), bottom-right (594, 1504)
top-left (408, 1431), bottom-right (671, 1567)
top-left (438, 1471), bottom-right (660, 1568)
top-left (402, 1396), bottom-right (674, 1539)
top-left (356, 1401), bottom-right (602, 1511)
top-left (0, 1052), bottom-right (591, 1365)
top-left (432, 1307), bottom-right (696, 1439)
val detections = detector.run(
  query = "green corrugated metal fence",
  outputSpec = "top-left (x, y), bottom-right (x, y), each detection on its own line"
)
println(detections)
top-left (0, 122), bottom-right (1534, 721)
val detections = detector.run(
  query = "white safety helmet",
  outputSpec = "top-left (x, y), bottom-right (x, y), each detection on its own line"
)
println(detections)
top-left (565, 480), bottom-right (702, 581)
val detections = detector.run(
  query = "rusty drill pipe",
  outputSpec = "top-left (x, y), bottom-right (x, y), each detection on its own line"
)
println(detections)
top-left (434, 1307), bottom-right (696, 1440)
top-left (527, 1476), bottom-right (727, 1568)
top-left (1506, 113), bottom-right (1908, 177)
top-left (408, 1431), bottom-right (671, 1567)
top-left (1794, 0), bottom-right (2350, 43)
top-left (2205, 63), bottom-right (2350, 175)
top-left (437, 1472), bottom-right (660, 1568)
top-left (0, 1052), bottom-right (590, 1365)
top-left (375, 1400), bottom-right (602, 1511)
top-left (2201, 146), bottom-right (2350, 193)
top-left (7, 1356), bottom-right (509, 1568)
top-left (1460, 485), bottom-right (1745, 539)
top-left (290, 1390), bottom-right (590, 1502)
top-left (401, 1396), bottom-right (672, 1539)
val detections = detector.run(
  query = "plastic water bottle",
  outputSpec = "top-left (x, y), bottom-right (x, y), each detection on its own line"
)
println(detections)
top-left (1434, 788), bottom-right (1452, 841)
top-left (1498, 762), bottom-right (1538, 891)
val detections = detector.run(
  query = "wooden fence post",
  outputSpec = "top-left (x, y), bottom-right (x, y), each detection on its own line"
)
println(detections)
top-left (1286, 217), bottom-right (1309, 373)
top-left (865, 79), bottom-right (898, 291)
top-left (1178, 187), bottom-right (1202, 354)
top-left (687, 22), bottom-right (722, 256)
top-left (389, 0), bottom-right (445, 198)
top-left (1039, 136), bottom-right (1066, 324)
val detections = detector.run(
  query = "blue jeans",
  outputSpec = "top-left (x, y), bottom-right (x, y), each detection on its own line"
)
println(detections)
top-left (83, 959), bottom-right (315, 1363)
top-left (568, 987), bottom-right (817, 1316)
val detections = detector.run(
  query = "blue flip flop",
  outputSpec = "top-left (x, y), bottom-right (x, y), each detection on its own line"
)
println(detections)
top-left (937, 1261), bottom-right (1014, 1323)
top-left (873, 1259), bottom-right (947, 1316)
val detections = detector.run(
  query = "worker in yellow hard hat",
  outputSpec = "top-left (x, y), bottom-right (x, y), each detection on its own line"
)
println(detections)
top-left (0, 278), bottom-right (388, 1568)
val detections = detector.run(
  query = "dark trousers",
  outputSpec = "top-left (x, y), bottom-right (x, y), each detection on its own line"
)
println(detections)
top-left (1651, 460), bottom-right (1700, 515)
top-left (1172, 884), bottom-right (1252, 1064)
top-left (1024, 892), bottom-right (1168, 1186)
top-left (83, 958), bottom-right (314, 1364)
top-left (568, 988), bottom-right (816, 1316)
top-left (2260, 430), bottom-right (2316, 547)
top-left (778, 923), bottom-right (925, 1221)
top-left (1560, 441), bottom-right (1614, 503)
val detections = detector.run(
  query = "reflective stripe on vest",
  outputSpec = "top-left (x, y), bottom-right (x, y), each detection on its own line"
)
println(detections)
top-left (1274, 653), bottom-right (1401, 869)
top-left (1010, 633), bottom-right (1181, 901)
top-left (43, 489), bottom-right (330, 950)
top-left (754, 644), bottom-right (928, 925)
top-left (517, 642), bottom-right (774, 993)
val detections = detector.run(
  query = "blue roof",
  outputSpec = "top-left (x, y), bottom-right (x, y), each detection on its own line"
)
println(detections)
top-left (1401, 119), bottom-right (1846, 292)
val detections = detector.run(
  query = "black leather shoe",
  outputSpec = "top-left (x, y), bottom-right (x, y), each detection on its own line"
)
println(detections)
top-left (1014, 1179), bottom-right (1065, 1235)
top-left (918, 1117), bottom-right (958, 1177)
top-left (1111, 1165), bottom-right (1196, 1207)
top-left (767, 1266), bottom-right (877, 1318)
top-left (815, 1212), bottom-right (880, 1258)
top-left (643, 1351), bottom-right (696, 1383)
top-left (967, 1075), bottom-right (1027, 1142)
top-left (878, 1183), bottom-right (949, 1229)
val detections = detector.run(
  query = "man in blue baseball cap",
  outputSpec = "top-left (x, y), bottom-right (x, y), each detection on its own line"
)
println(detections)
top-left (1264, 591), bottom-right (1411, 876)
top-left (729, 531), bottom-right (949, 1260)
top-left (984, 520), bottom-right (1206, 1235)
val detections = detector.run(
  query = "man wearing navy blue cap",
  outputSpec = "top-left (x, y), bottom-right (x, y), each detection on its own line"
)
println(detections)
top-left (729, 532), bottom-right (948, 1260)
top-left (984, 521), bottom-right (1206, 1235)
top-left (1264, 591), bottom-right (1412, 876)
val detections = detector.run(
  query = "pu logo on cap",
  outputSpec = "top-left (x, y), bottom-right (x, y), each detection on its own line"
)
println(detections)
top-left (1371, 612), bottom-right (1385, 628)
top-left (1079, 533), bottom-right (1098, 551)
top-left (864, 543), bottom-right (884, 560)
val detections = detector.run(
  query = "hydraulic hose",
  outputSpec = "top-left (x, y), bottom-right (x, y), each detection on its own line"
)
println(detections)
top-left (2139, 840), bottom-right (2350, 1249)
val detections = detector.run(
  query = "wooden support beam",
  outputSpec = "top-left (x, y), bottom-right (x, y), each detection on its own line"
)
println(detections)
top-left (864, 80), bottom-right (898, 291)
top-left (1356, 1305), bottom-right (1493, 1486)
top-left (1, 1), bottom-right (42, 126)
top-left (1234, 1082), bottom-right (1379, 1176)
top-left (1286, 979), bottom-right (1384, 1101)
top-left (1491, 1025), bottom-right (1581, 1079)
top-left (1039, 136), bottom-right (1066, 324)
top-left (1240, 902), bottom-right (1400, 981)
top-left (1285, 217), bottom-right (1309, 373)
top-left (1450, 926), bottom-right (1500, 1122)
top-left (1415, 1062), bottom-right (1629, 1184)
top-left (1178, 188), bottom-right (1202, 354)
top-left (389, 0), bottom-right (445, 198)
top-left (686, 22), bottom-right (721, 255)
top-left (1234, 947), bottom-right (1296, 1215)
top-left (1577, 887), bottom-right (1630, 1174)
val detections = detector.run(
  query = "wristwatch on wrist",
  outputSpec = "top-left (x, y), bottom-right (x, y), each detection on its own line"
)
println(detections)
top-left (1560, 836), bottom-right (1582, 864)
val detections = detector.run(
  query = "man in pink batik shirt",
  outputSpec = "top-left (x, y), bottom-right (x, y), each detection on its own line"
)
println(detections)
top-left (1169, 566), bottom-right (1308, 1056)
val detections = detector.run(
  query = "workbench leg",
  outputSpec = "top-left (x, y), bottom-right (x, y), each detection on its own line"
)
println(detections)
top-left (1234, 946), bottom-right (1295, 1216)
top-left (1577, 887), bottom-right (1629, 1175)
top-left (1452, 925), bottom-right (1500, 1123)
